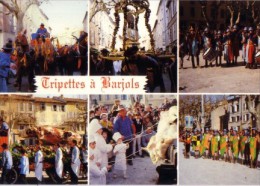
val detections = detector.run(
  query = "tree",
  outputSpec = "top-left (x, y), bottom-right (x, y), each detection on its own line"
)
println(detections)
top-left (0, 0), bottom-right (48, 33)
top-left (245, 95), bottom-right (260, 129)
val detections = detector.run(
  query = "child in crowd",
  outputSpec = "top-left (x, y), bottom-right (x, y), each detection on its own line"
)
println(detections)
top-left (112, 132), bottom-right (129, 179)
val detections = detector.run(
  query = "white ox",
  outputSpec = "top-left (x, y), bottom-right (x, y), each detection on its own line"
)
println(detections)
top-left (144, 106), bottom-right (177, 165)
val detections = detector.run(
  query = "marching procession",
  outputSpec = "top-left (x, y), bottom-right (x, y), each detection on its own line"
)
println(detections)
top-left (179, 24), bottom-right (260, 69)
top-left (0, 26), bottom-right (88, 93)
top-left (181, 127), bottom-right (260, 168)
top-left (0, 116), bottom-right (87, 184)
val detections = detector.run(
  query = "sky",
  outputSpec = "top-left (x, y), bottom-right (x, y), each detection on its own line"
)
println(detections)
top-left (40, 0), bottom-right (87, 36)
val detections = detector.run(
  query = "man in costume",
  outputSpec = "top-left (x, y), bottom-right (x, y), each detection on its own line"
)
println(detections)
top-left (200, 128), bottom-right (211, 158)
top-left (186, 26), bottom-right (201, 68)
top-left (219, 129), bottom-right (228, 161)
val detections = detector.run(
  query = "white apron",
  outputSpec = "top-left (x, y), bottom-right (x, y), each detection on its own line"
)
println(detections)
top-left (71, 146), bottom-right (81, 176)
top-left (35, 150), bottom-right (43, 181)
top-left (55, 148), bottom-right (63, 178)
top-left (113, 143), bottom-right (128, 171)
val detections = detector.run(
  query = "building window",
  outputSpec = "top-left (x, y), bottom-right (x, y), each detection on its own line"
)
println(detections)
top-left (40, 103), bottom-right (45, 111)
top-left (28, 103), bottom-right (33, 112)
top-left (19, 125), bottom-right (25, 130)
top-left (53, 105), bottom-right (57, 111)
top-left (237, 116), bottom-right (240, 122)
top-left (121, 95), bottom-right (127, 100)
top-left (61, 105), bottom-right (65, 112)
top-left (20, 103), bottom-right (24, 111)
top-left (232, 117), bottom-right (236, 122)
top-left (106, 95), bottom-right (110, 100)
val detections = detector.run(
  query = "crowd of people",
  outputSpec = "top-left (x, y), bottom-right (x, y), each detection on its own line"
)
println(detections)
top-left (181, 127), bottom-right (260, 169)
top-left (90, 46), bottom-right (177, 92)
top-left (0, 23), bottom-right (88, 92)
top-left (88, 98), bottom-right (176, 184)
top-left (0, 116), bottom-right (87, 184)
top-left (180, 24), bottom-right (260, 69)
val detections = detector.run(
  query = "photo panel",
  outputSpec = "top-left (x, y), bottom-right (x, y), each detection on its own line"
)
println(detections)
top-left (89, 0), bottom-right (177, 93)
top-left (179, 94), bottom-right (260, 185)
top-left (0, 94), bottom-right (87, 184)
top-left (88, 94), bottom-right (177, 184)
top-left (0, 0), bottom-right (88, 93)
top-left (179, 0), bottom-right (260, 93)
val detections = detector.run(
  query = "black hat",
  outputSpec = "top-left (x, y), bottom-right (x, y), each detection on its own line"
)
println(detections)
top-left (1, 143), bottom-right (8, 149)
top-left (124, 46), bottom-right (139, 57)
top-left (101, 48), bottom-right (109, 55)
top-left (2, 42), bottom-right (13, 52)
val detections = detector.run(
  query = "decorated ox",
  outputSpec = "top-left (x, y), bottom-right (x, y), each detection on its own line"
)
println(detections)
top-left (144, 106), bottom-right (177, 165)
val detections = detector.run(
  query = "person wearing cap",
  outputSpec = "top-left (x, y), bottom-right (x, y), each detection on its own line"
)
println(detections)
top-left (223, 28), bottom-right (235, 66)
top-left (89, 119), bottom-right (113, 169)
top-left (186, 25), bottom-right (201, 68)
top-left (89, 135), bottom-right (111, 185)
top-left (0, 42), bottom-right (15, 92)
top-left (53, 143), bottom-right (63, 184)
top-left (241, 27), bottom-right (248, 65)
top-left (200, 128), bottom-right (211, 158)
top-left (246, 27), bottom-right (257, 69)
top-left (219, 129), bottom-right (228, 161)
top-left (112, 132), bottom-right (129, 179)
top-left (215, 30), bottom-right (223, 66)
top-left (211, 130), bottom-right (220, 160)
top-left (34, 144), bottom-right (44, 184)
top-left (111, 99), bottom-right (121, 117)
top-left (249, 128), bottom-right (258, 168)
top-left (239, 129), bottom-right (247, 164)
top-left (113, 105), bottom-right (134, 165)
top-left (97, 48), bottom-right (114, 75)
top-left (231, 129), bottom-right (239, 163)
top-left (1, 143), bottom-right (13, 184)
top-left (36, 23), bottom-right (48, 42)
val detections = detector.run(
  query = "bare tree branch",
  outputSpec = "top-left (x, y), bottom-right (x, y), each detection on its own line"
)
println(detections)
top-left (0, 0), bottom-right (17, 13)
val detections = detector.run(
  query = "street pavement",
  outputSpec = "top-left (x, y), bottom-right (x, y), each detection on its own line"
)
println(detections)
top-left (179, 52), bottom-right (260, 93)
top-left (179, 142), bottom-right (260, 185)
top-left (106, 155), bottom-right (158, 185)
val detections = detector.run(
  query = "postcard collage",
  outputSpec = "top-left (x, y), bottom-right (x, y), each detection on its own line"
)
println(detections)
top-left (0, 0), bottom-right (259, 185)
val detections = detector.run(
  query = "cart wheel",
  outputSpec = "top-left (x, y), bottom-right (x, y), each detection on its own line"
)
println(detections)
top-left (6, 168), bottom-right (18, 184)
